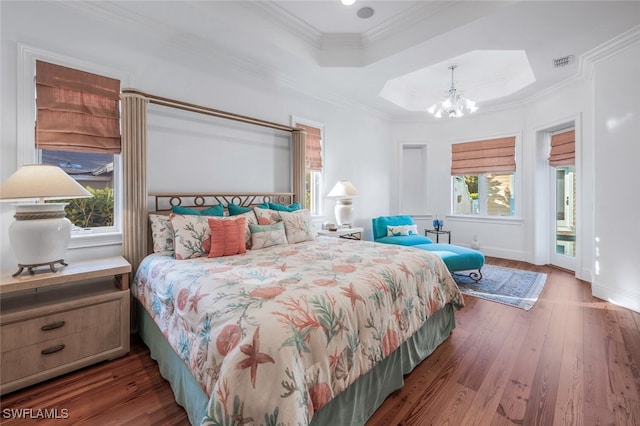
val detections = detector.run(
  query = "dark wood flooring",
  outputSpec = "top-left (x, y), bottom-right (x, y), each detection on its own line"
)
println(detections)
top-left (2, 258), bottom-right (639, 425)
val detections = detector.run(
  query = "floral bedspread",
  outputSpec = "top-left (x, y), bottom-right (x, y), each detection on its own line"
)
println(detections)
top-left (133, 237), bottom-right (463, 426)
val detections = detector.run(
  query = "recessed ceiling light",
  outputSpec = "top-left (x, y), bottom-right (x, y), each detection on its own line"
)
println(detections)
top-left (341, 0), bottom-right (356, 5)
top-left (357, 6), bottom-right (374, 19)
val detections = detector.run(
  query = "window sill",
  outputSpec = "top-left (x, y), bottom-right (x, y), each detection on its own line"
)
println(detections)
top-left (69, 231), bottom-right (123, 248)
top-left (447, 215), bottom-right (523, 225)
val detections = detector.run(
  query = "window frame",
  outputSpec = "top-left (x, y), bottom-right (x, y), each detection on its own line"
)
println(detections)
top-left (450, 133), bottom-right (522, 220)
top-left (291, 116), bottom-right (325, 219)
top-left (17, 44), bottom-right (128, 248)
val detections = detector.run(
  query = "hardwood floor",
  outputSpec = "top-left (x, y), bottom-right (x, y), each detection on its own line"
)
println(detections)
top-left (2, 258), bottom-right (639, 425)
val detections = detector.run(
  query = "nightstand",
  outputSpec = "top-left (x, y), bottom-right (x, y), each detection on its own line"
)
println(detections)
top-left (317, 227), bottom-right (364, 240)
top-left (426, 229), bottom-right (451, 243)
top-left (0, 256), bottom-right (131, 395)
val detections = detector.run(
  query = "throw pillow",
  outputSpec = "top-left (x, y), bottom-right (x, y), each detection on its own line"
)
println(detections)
top-left (249, 222), bottom-right (288, 249)
top-left (268, 202), bottom-right (301, 212)
top-left (227, 203), bottom-right (252, 216)
top-left (208, 217), bottom-right (246, 257)
top-left (149, 214), bottom-right (173, 255)
top-left (387, 224), bottom-right (419, 236)
top-left (253, 206), bottom-right (282, 225)
top-left (280, 209), bottom-right (315, 244)
top-left (171, 204), bottom-right (224, 217)
top-left (170, 213), bottom-right (214, 259)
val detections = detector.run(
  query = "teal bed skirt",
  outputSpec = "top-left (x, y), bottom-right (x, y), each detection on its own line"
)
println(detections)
top-left (137, 302), bottom-right (456, 425)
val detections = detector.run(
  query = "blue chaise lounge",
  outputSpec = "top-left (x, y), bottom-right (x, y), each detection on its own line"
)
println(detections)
top-left (372, 215), bottom-right (484, 282)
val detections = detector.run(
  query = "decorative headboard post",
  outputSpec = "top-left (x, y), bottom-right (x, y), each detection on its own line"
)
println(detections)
top-left (121, 91), bottom-right (149, 272)
top-left (292, 128), bottom-right (306, 210)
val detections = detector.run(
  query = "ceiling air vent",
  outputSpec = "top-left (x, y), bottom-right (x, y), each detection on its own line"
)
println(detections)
top-left (552, 55), bottom-right (574, 68)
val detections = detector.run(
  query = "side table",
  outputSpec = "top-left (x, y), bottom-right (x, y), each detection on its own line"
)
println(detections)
top-left (426, 229), bottom-right (451, 243)
top-left (317, 227), bottom-right (364, 240)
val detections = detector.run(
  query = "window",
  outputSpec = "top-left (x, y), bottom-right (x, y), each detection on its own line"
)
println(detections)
top-left (451, 137), bottom-right (516, 217)
top-left (35, 60), bottom-right (121, 233)
top-left (294, 121), bottom-right (323, 216)
top-left (17, 45), bottom-right (126, 246)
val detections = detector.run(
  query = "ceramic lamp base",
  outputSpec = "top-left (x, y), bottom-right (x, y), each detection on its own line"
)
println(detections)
top-left (334, 199), bottom-right (354, 228)
top-left (9, 203), bottom-right (72, 275)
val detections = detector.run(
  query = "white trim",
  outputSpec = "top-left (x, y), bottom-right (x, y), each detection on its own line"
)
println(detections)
top-left (592, 283), bottom-right (640, 314)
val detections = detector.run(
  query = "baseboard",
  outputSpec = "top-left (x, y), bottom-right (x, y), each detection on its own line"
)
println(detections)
top-left (471, 246), bottom-right (530, 263)
top-left (592, 283), bottom-right (640, 314)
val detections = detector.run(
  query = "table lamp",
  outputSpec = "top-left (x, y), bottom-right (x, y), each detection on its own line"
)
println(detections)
top-left (0, 164), bottom-right (92, 276)
top-left (327, 180), bottom-right (359, 228)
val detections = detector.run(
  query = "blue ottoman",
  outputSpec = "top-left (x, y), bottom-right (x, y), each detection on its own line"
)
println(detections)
top-left (414, 243), bottom-right (484, 282)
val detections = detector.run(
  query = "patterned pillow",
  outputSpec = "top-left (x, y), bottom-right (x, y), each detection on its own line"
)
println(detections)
top-left (149, 214), bottom-right (173, 255)
top-left (249, 222), bottom-right (288, 249)
top-left (387, 224), bottom-right (419, 237)
top-left (280, 209), bottom-right (315, 244)
top-left (253, 206), bottom-right (282, 225)
top-left (170, 213), bottom-right (215, 259)
top-left (208, 217), bottom-right (246, 258)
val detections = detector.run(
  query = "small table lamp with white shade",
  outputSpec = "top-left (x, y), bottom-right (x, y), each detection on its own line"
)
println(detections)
top-left (0, 164), bottom-right (93, 276)
top-left (327, 180), bottom-right (359, 228)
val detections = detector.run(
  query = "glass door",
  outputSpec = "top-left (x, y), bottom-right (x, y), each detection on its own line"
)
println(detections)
top-left (551, 166), bottom-right (576, 270)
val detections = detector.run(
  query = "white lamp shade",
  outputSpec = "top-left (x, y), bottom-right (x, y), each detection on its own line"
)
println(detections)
top-left (327, 180), bottom-right (359, 199)
top-left (0, 164), bottom-right (92, 201)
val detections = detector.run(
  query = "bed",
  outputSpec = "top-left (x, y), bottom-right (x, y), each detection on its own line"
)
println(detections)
top-left (131, 194), bottom-right (464, 426)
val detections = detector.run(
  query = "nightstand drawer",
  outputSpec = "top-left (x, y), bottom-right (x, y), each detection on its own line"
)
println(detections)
top-left (0, 290), bottom-right (129, 391)
top-left (1, 301), bottom-right (114, 352)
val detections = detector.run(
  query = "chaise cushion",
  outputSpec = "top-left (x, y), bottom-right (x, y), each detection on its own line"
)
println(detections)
top-left (413, 243), bottom-right (485, 272)
top-left (376, 235), bottom-right (433, 246)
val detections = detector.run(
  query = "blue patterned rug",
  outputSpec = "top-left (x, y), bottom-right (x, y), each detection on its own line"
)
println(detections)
top-left (454, 265), bottom-right (547, 311)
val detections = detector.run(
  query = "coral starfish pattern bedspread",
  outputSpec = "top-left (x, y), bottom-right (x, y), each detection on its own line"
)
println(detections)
top-left (133, 237), bottom-right (463, 425)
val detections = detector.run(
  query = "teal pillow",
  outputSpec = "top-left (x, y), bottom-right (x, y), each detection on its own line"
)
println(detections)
top-left (268, 202), bottom-right (301, 212)
top-left (228, 203), bottom-right (252, 216)
top-left (171, 204), bottom-right (224, 216)
top-left (371, 215), bottom-right (415, 240)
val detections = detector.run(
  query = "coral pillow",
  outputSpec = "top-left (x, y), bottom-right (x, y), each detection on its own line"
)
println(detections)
top-left (208, 217), bottom-right (247, 258)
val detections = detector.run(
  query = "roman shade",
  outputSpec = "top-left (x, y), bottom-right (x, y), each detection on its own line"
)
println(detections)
top-left (296, 123), bottom-right (322, 172)
top-left (548, 130), bottom-right (575, 166)
top-left (36, 60), bottom-right (121, 154)
top-left (451, 136), bottom-right (516, 175)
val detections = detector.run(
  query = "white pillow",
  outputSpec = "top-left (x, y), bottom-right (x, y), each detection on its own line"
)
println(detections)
top-left (149, 214), bottom-right (173, 255)
top-left (279, 209), bottom-right (316, 244)
top-left (387, 224), bottom-right (418, 237)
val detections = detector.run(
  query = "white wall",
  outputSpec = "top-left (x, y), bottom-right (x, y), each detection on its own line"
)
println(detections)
top-left (390, 38), bottom-right (640, 312)
top-left (591, 41), bottom-right (640, 313)
top-left (0, 2), bottom-right (392, 269)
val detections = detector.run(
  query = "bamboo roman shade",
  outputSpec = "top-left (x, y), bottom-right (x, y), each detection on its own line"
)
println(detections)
top-left (296, 123), bottom-right (322, 172)
top-left (451, 136), bottom-right (516, 175)
top-left (35, 60), bottom-right (121, 154)
top-left (548, 130), bottom-right (575, 166)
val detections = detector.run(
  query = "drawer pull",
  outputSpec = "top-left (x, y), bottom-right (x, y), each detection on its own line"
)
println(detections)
top-left (41, 321), bottom-right (66, 331)
top-left (41, 344), bottom-right (65, 355)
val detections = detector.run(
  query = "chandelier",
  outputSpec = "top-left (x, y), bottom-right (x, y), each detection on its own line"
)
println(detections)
top-left (427, 65), bottom-right (478, 118)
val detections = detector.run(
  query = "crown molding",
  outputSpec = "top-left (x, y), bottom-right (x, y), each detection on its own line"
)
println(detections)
top-left (579, 24), bottom-right (640, 79)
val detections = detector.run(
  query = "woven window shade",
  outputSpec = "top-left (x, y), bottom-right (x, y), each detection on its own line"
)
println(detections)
top-left (451, 137), bottom-right (516, 175)
top-left (36, 60), bottom-right (121, 154)
top-left (296, 123), bottom-right (322, 172)
top-left (548, 130), bottom-right (575, 166)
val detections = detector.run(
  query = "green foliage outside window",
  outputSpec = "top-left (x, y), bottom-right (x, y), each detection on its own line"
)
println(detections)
top-left (63, 186), bottom-right (114, 228)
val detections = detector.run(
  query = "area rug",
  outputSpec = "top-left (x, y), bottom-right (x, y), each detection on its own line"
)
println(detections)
top-left (453, 265), bottom-right (547, 311)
